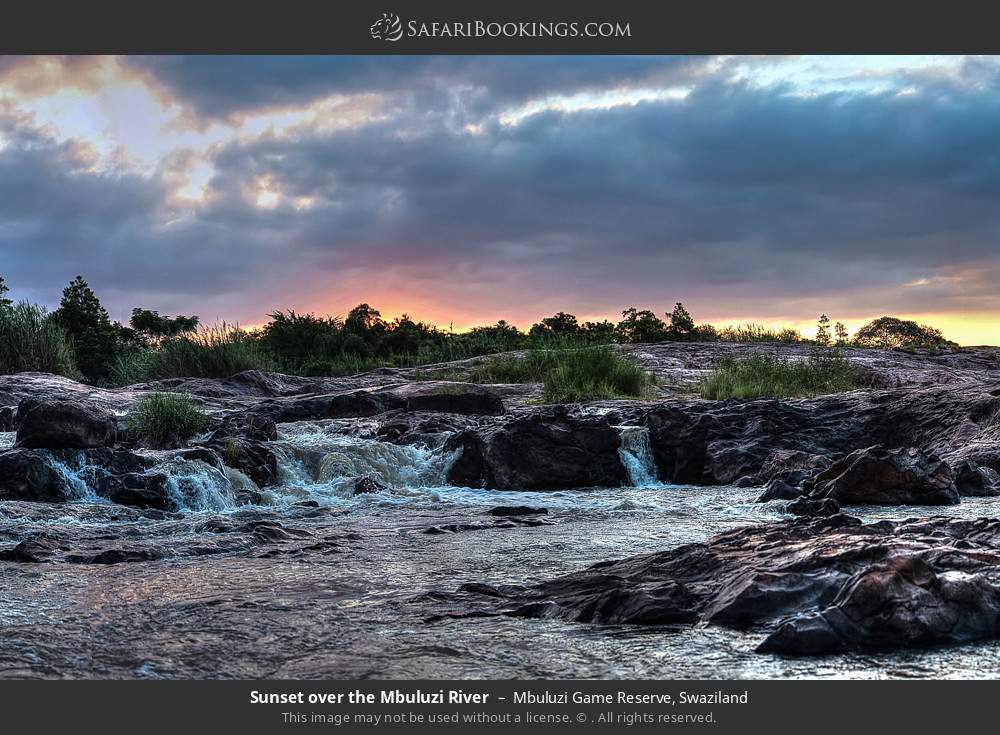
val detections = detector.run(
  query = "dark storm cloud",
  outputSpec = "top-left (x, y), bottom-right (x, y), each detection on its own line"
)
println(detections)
top-left (3, 56), bottom-right (1000, 328)
top-left (125, 55), bottom-right (701, 121)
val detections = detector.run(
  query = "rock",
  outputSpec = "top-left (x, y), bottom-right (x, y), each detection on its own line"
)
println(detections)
top-left (202, 435), bottom-right (278, 488)
top-left (447, 515), bottom-right (1000, 655)
top-left (754, 449), bottom-right (831, 487)
top-left (733, 475), bottom-right (756, 487)
top-left (446, 406), bottom-right (628, 490)
top-left (100, 473), bottom-right (172, 510)
top-left (353, 476), bottom-right (387, 495)
top-left (0, 536), bottom-right (68, 562)
top-left (249, 381), bottom-right (505, 424)
top-left (785, 496), bottom-right (840, 517)
top-left (757, 478), bottom-right (802, 502)
top-left (15, 397), bottom-right (116, 449)
top-left (0, 449), bottom-right (84, 502)
top-left (809, 446), bottom-right (959, 505)
top-left (488, 505), bottom-right (548, 517)
top-left (953, 460), bottom-right (1000, 497)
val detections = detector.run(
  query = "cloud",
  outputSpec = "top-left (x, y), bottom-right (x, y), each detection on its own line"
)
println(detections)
top-left (1, 56), bottom-right (1000, 339)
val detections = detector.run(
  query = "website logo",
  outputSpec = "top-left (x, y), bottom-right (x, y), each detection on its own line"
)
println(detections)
top-left (370, 13), bottom-right (404, 42)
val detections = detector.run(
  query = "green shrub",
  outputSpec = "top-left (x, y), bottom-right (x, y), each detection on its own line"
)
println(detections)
top-left (699, 350), bottom-right (859, 400)
top-left (128, 392), bottom-right (210, 447)
top-left (110, 344), bottom-right (155, 386)
top-left (0, 301), bottom-right (80, 378)
top-left (143, 325), bottom-right (275, 379)
top-left (470, 346), bottom-right (652, 403)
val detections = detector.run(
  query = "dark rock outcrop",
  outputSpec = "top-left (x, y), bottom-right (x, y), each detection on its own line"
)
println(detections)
top-left (757, 478), bottom-right (802, 502)
top-left (15, 397), bottom-right (116, 449)
top-left (808, 446), bottom-right (959, 505)
top-left (447, 515), bottom-right (1000, 655)
top-left (785, 496), bottom-right (840, 517)
top-left (445, 406), bottom-right (627, 490)
top-left (0, 449), bottom-right (84, 502)
top-left (488, 505), bottom-right (548, 517)
top-left (953, 460), bottom-right (1000, 497)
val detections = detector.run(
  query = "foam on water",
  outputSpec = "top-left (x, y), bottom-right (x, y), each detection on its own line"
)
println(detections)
top-left (0, 431), bottom-right (14, 451)
top-left (146, 458), bottom-right (237, 512)
top-left (268, 420), bottom-right (461, 505)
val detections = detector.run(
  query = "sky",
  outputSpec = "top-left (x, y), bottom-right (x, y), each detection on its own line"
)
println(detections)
top-left (1, 54), bottom-right (999, 344)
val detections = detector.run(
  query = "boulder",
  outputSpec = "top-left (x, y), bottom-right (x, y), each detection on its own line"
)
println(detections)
top-left (488, 505), bottom-right (548, 517)
top-left (15, 397), bottom-right (116, 449)
top-left (808, 446), bottom-right (959, 505)
top-left (445, 406), bottom-right (628, 490)
top-left (757, 478), bottom-right (802, 502)
top-left (100, 473), bottom-right (173, 510)
top-left (785, 496), bottom-right (840, 517)
top-left (953, 460), bottom-right (1000, 497)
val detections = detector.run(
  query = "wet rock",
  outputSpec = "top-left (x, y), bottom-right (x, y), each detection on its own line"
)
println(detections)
top-left (754, 449), bottom-right (831, 487)
top-left (0, 449), bottom-right (83, 502)
top-left (202, 435), bottom-right (278, 488)
top-left (809, 446), bottom-right (959, 505)
top-left (0, 536), bottom-right (69, 562)
top-left (785, 496), bottom-right (840, 517)
top-left (953, 460), bottom-right (1000, 497)
top-left (100, 473), bottom-right (172, 510)
top-left (488, 505), bottom-right (548, 517)
top-left (446, 406), bottom-right (628, 490)
top-left (353, 476), bottom-right (387, 495)
top-left (757, 478), bottom-right (802, 502)
top-left (15, 397), bottom-right (116, 449)
top-left (733, 475), bottom-right (756, 488)
top-left (294, 500), bottom-right (320, 508)
top-left (449, 515), bottom-right (1000, 655)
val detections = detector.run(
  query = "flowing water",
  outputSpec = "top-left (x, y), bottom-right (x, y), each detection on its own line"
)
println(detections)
top-left (3, 420), bottom-right (1000, 679)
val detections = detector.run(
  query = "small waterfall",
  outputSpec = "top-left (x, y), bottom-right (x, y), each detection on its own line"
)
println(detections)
top-left (0, 432), bottom-right (14, 451)
top-left (148, 457), bottom-right (237, 512)
top-left (270, 421), bottom-right (461, 503)
top-left (616, 425), bottom-right (659, 487)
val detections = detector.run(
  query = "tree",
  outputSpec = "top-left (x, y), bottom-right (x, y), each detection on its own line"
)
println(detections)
top-left (667, 302), bottom-right (695, 341)
top-left (616, 307), bottom-right (667, 343)
top-left (0, 275), bottom-right (11, 308)
top-left (344, 303), bottom-right (385, 338)
top-left (528, 311), bottom-right (580, 338)
top-left (580, 320), bottom-right (617, 343)
top-left (834, 321), bottom-right (849, 346)
top-left (815, 314), bottom-right (831, 347)
top-left (51, 276), bottom-right (120, 382)
top-left (129, 308), bottom-right (200, 345)
top-left (854, 316), bottom-right (953, 349)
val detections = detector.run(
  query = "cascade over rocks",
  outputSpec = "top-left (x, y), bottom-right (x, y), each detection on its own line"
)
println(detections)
top-left (15, 397), bottom-right (116, 450)
top-left (443, 514), bottom-right (1000, 655)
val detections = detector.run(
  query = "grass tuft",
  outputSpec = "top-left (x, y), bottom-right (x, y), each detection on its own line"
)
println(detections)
top-left (128, 392), bottom-right (210, 447)
top-left (0, 301), bottom-right (80, 378)
top-left (470, 346), bottom-right (653, 403)
top-left (698, 350), bottom-right (859, 400)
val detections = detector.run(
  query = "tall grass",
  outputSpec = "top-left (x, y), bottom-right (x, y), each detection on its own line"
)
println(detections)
top-left (0, 302), bottom-right (80, 378)
top-left (128, 392), bottom-right (210, 447)
top-left (470, 346), bottom-right (653, 403)
top-left (699, 350), bottom-right (859, 400)
top-left (141, 325), bottom-right (276, 380)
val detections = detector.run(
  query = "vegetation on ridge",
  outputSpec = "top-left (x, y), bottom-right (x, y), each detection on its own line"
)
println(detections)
top-left (0, 273), bottom-right (958, 387)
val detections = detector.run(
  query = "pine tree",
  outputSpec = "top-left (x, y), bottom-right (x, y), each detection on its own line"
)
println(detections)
top-left (668, 302), bottom-right (695, 341)
top-left (834, 321), bottom-right (849, 346)
top-left (0, 275), bottom-right (11, 308)
top-left (52, 276), bottom-right (119, 382)
top-left (816, 314), bottom-right (831, 347)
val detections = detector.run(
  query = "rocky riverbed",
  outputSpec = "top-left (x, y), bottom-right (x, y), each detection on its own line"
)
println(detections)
top-left (3, 342), bottom-right (1000, 678)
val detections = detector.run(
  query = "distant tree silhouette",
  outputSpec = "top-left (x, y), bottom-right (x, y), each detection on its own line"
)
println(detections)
top-left (0, 275), bottom-right (11, 308)
top-left (816, 314), bottom-right (831, 346)
top-left (854, 316), bottom-right (952, 349)
top-left (668, 302), bottom-right (695, 341)
top-left (529, 311), bottom-right (580, 337)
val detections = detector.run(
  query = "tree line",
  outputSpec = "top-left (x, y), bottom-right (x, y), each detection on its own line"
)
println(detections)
top-left (0, 274), bottom-right (956, 385)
